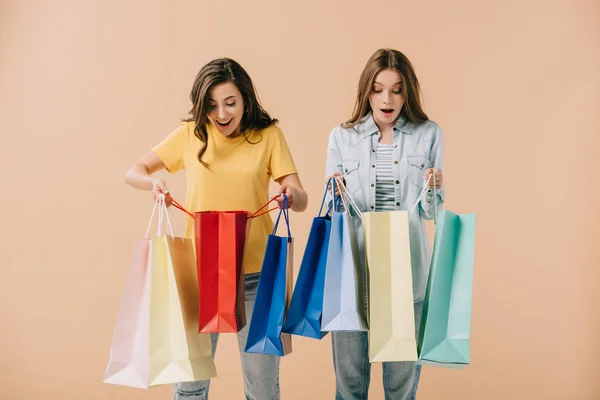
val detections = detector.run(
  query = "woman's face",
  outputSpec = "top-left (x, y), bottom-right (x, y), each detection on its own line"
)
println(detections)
top-left (206, 82), bottom-right (245, 137)
top-left (369, 68), bottom-right (404, 127)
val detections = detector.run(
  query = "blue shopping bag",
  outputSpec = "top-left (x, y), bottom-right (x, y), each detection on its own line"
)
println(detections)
top-left (283, 181), bottom-right (333, 339)
top-left (321, 177), bottom-right (369, 332)
top-left (245, 196), bottom-right (293, 356)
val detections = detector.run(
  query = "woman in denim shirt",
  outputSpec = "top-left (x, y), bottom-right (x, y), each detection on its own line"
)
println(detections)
top-left (325, 48), bottom-right (444, 400)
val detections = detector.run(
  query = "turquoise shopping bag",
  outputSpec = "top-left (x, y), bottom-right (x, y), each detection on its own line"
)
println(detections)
top-left (417, 178), bottom-right (476, 368)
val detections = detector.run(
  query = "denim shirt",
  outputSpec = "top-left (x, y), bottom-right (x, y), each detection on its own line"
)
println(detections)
top-left (325, 113), bottom-right (445, 302)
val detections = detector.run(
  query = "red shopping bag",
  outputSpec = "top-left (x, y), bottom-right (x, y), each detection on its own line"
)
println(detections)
top-left (170, 196), bottom-right (279, 333)
top-left (196, 210), bottom-right (249, 333)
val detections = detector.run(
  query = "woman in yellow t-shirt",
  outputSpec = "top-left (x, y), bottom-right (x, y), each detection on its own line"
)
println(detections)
top-left (125, 58), bottom-right (308, 400)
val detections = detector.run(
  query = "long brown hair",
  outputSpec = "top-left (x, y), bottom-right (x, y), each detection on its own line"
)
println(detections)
top-left (185, 58), bottom-right (277, 167)
top-left (343, 49), bottom-right (428, 128)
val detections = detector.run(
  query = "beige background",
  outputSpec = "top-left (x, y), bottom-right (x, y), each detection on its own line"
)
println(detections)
top-left (1, 0), bottom-right (599, 399)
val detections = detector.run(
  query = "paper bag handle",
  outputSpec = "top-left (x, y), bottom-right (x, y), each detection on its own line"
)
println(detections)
top-left (334, 176), bottom-right (363, 219)
top-left (410, 173), bottom-right (438, 222)
top-left (144, 194), bottom-right (175, 239)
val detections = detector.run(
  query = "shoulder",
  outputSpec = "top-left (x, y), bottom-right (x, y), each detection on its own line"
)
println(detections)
top-left (245, 122), bottom-right (288, 148)
top-left (256, 122), bottom-right (285, 141)
top-left (330, 113), bottom-right (376, 143)
top-left (328, 122), bottom-right (363, 145)
top-left (260, 123), bottom-right (283, 136)
top-left (170, 120), bottom-right (196, 140)
top-left (411, 119), bottom-right (443, 141)
top-left (415, 118), bottom-right (441, 131)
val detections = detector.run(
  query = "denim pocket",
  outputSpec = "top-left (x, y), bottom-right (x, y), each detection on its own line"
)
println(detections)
top-left (342, 159), bottom-right (361, 191)
top-left (408, 156), bottom-right (431, 186)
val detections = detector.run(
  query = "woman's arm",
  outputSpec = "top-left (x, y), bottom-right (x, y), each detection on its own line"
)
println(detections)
top-left (124, 151), bottom-right (170, 202)
top-left (324, 128), bottom-right (346, 208)
top-left (419, 126), bottom-right (445, 219)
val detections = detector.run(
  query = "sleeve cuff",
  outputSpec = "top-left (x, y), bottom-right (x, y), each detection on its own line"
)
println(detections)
top-left (424, 187), bottom-right (444, 204)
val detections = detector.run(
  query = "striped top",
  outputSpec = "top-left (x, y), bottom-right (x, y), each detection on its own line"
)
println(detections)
top-left (375, 144), bottom-right (396, 211)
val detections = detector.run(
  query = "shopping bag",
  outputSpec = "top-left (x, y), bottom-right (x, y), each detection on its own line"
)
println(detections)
top-left (283, 182), bottom-right (332, 339)
top-left (321, 177), bottom-right (368, 332)
top-left (245, 195), bottom-right (294, 356)
top-left (362, 208), bottom-right (418, 362)
top-left (103, 195), bottom-right (217, 388)
top-left (169, 197), bottom-right (280, 334)
top-left (416, 179), bottom-right (476, 368)
top-left (194, 211), bottom-right (249, 333)
top-left (416, 176), bottom-right (476, 368)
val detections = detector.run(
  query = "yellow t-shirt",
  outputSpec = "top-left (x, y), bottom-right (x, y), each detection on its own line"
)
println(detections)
top-left (152, 121), bottom-right (297, 274)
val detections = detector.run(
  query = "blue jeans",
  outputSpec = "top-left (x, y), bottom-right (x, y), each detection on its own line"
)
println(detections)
top-left (173, 273), bottom-right (280, 400)
top-left (331, 301), bottom-right (424, 400)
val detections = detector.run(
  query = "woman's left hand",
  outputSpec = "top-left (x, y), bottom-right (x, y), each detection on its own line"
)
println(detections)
top-left (273, 173), bottom-right (308, 212)
top-left (275, 185), bottom-right (295, 209)
top-left (424, 168), bottom-right (443, 189)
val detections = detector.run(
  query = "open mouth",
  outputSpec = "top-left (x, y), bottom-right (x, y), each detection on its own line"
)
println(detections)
top-left (381, 109), bottom-right (394, 117)
top-left (216, 119), bottom-right (233, 128)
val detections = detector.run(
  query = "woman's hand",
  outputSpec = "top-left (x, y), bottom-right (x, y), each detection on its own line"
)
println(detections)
top-left (151, 177), bottom-right (171, 206)
top-left (274, 173), bottom-right (308, 212)
top-left (326, 172), bottom-right (345, 197)
top-left (424, 168), bottom-right (443, 189)
top-left (274, 185), bottom-right (296, 209)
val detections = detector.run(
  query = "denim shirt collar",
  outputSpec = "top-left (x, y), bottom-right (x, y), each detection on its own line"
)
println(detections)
top-left (357, 112), bottom-right (412, 138)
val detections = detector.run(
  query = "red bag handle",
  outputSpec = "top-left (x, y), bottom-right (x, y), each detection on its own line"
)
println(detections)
top-left (248, 195), bottom-right (280, 219)
top-left (166, 195), bottom-right (195, 218)
top-left (167, 194), bottom-right (280, 220)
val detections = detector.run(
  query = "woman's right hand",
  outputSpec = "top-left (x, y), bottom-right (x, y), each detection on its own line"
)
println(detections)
top-left (151, 177), bottom-right (172, 206)
top-left (326, 172), bottom-right (345, 197)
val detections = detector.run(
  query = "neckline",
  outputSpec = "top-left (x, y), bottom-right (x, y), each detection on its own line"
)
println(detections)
top-left (207, 122), bottom-right (247, 143)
